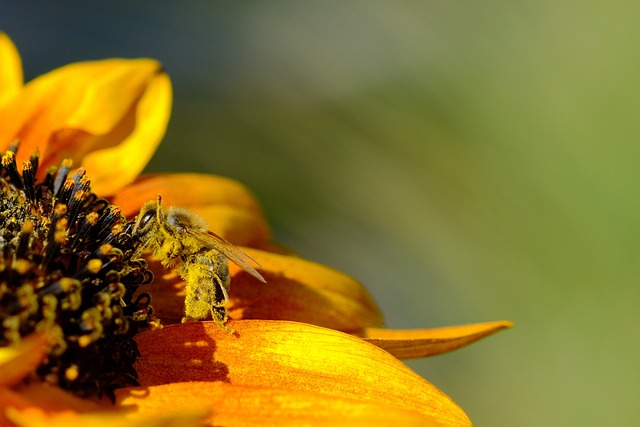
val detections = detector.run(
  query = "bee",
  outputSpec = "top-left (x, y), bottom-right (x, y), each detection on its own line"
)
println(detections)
top-left (131, 195), bottom-right (265, 333)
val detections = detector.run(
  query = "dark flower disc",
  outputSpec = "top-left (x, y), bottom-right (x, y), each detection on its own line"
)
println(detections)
top-left (0, 144), bottom-right (154, 400)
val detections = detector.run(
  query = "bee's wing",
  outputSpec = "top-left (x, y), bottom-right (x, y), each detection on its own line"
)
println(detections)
top-left (186, 229), bottom-right (267, 283)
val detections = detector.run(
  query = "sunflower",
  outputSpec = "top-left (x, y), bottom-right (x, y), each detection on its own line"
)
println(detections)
top-left (0, 33), bottom-right (511, 427)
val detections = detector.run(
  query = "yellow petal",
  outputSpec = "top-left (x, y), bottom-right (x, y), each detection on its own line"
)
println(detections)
top-left (0, 332), bottom-right (50, 387)
top-left (111, 173), bottom-right (270, 246)
top-left (6, 405), bottom-right (207, 427)
top-left (146, 247), bottom-right (383, 331)
top-left (0, 58), bottom-right (171, 195)
top-left (134, 320), bottom-right (471, 426)
top-left (361, 321), bottom-right (514, 359)
top-left (83, 71), bottom-right (172, 196)
top-left (0, 33), bottom-right (23, 106)
top-left (112, 173), bottom-right (263, 213)
top-left (116, 382), bottom-right (446, 427)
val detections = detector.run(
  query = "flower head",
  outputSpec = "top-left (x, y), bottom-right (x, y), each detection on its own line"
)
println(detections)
top-left (0, 33), bottom-right (512, 427)
top-left (0, 143), bottom-right (154, 400)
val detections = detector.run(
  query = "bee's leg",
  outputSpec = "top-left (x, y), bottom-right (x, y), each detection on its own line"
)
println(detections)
top-left (181, 306), bottom-right (234, 334)
top-left (211, 305), bottom-right (234, 334)
top-left (158, 239), bottom-right (182, 267)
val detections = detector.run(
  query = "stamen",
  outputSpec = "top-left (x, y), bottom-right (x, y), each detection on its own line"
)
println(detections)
top-left (67, 189), bottom-right (88, 227)
top-left (16, 220), bottom-right (34, 259)
top-left (29, 148), bottom-right (40, 176)
top-left (56, 179), bottom-right (75, 206)
top-left (91, 205), bottom-right (122, 248)
top-left (53, 158), bottom-right (73, 197)
top-left (2, 151), bottom-right (23, 189)
top-left (21, 161), bottom-right (36, 202)
top-left (7, 139), bottom-right (19, 154)
top-left (43, 205), bottom-right (68, 268)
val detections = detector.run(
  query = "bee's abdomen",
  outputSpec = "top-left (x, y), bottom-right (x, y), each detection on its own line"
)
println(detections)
top-left (179, 250), bottom-right (230, 315)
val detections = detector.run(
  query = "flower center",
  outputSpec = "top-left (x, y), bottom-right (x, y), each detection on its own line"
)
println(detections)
top-left (0, 143), bottom-right (154, 400)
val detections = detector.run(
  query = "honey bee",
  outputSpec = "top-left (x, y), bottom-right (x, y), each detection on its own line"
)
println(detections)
top-left (131, 195), bottom-right (265, 333)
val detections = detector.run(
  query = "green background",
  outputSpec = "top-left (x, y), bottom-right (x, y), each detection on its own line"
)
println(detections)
top-left (3, 2), bottom-right (638, 425)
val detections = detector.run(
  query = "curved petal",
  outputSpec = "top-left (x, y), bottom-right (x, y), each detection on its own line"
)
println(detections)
top-left (0, 332), bottom-right (50, 387)
top-left (146, 247), bottom-right (383, 331)
top-left (134, 320), bottom-right (471, 426)
top-left (228, 248), bottom-right (383, 330)
top-left (0, 58), bottom-right (171, 195)
top-left (0, 383), bottom-right (102, 413)
top-left (83, 71), bottom-right (172, 196)
top-left (112, 173), bottom-right (264, 214)
top-left (111, 173), bottom-right (270, 246)
top-left (4, 398), bottom-right (206, 427)
top-left (116, 382), bottom-right (446, 427)
top-left (1, 383), bottom-right (207, 427)
top-left (361, 321), bottom-right (514, 359)
top-left (0, 33), bottom-right (22, 106)
top-left (0, 383), bottom-right (102, 427)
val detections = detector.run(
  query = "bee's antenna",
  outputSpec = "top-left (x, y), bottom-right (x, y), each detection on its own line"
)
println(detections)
top-left (156, 194), bottom-right (163, 220)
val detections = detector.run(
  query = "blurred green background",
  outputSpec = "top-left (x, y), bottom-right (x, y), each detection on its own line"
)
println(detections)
top-left (3, 2), bottom-right (638, 425)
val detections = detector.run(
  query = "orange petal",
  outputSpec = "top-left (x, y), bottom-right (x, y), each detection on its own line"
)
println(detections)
top-left (0, 383), bottom-right (103, 413)
top-left (361, 321), bottom-right (514, 359)
top-left (0, 33), bottom-right (22, 106)
top-left (111, 173), bottom-right (270, 246)
top-left (1, 383), bottom-right (207, 427)
top-left (146, 248), bottom-right (383, 331)
top-left (116, 382), bottom-right (446, 427)
top-left (0, 332), bottom-right (50, 387)
top-left (228, 248), bottom-right (383, 331)
top-left (134, 320), bottom-right (471, 426)
top-left (0, 58), bottom-right (171, 195)
top-left (4, 400), bottom-right (206, 427)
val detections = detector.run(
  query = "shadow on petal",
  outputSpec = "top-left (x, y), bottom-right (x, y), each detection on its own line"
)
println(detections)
top-left (136, 321), bottom-right (230, 384)
top-left (145, 248), bottom-right (383, 331)
top-left (229, 248), bottom-right (383, 331)
top-left (134, 320), bottom-right (471, 426)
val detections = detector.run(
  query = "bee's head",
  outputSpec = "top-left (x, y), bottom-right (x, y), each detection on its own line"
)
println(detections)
top-left (131, 195), bottom-right (164, 241)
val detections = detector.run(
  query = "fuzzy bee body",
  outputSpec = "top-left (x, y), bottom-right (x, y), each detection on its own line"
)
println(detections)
top-left (131, 196), bottom-right (265, 333)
